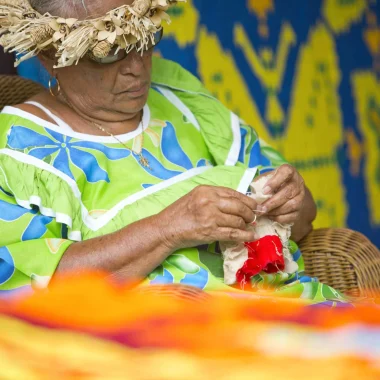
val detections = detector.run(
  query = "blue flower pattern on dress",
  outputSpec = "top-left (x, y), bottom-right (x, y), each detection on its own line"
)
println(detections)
top-left (136, 121), bottom-right (210, 183)
top-left (238, 126), bottom-right (271, 168)
top-left (161, 122), bottom-right (194, 170)
top-left (0, 247), bottom-right (14, 285)
top-left (7, 123), bottom-right (211, 186)
top-left (151, 254), bottom-right (209, 290)
top-left (133, 148), bottom-right (182, 180)
top-left (179, 267), bottom-right (209, 289)
top-left (150, 269), bottom-right (174, 285)
top-left (0, 199), bottom-right (52, 241)
top-left (7, 126), bottom-right (131, 183)
top-left (0, 190), bottom-right (54, 291)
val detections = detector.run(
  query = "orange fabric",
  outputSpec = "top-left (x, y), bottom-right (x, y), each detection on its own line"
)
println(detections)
top-left (0, 274), bottom-right (380, 378)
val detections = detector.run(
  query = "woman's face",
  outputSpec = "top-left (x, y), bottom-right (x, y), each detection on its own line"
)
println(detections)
top-left (57, 48), bottom-right (153, 117)
top-left (43, 0), bottom-right (153, 118)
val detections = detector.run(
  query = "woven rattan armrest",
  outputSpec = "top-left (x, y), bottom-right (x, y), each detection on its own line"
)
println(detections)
top-left (0, 74), bottom-right (44, 111)
top-left (300, 228), bottom-right (380, 297)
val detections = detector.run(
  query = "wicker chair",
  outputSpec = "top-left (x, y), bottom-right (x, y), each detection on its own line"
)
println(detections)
top-left (1, 74), bottom-right (380, 298)
top-left (300, 228), bottom-right (380, 297)
top-left (0, 74), bottom-right (44, 110)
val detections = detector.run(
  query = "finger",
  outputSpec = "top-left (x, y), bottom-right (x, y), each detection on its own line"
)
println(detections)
top-left (260, 183), bottom-right (303, 214)
top-left (218, 197), bottom-right (256, 223)
top-left (216, 187), bottom-right (257, 211)
top-left (267, 193), bottom-right (304, 216)
top-left (269, 212), bottom-right (299, 225)
top-left (217, 227), bottom-right (256, 243)
top-left (216, 214), bottom-right (247, 230)
top-left (262, 164), bottom-right (296, 195)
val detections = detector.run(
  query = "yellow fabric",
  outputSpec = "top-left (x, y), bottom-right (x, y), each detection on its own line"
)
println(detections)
top-left (159, 0), bottom-right (380, 246)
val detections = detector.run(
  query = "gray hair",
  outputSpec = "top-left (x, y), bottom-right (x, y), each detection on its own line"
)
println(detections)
top-left (29, 0), bottom-right (88, 17)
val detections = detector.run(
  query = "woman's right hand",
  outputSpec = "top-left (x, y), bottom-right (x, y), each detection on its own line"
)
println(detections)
top-left (157, 185), bottom-right (257, 251)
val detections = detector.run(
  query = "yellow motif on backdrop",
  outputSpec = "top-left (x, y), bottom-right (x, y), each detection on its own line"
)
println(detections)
top-left (352, 72), bottom-right (380, 224)
top-left (247, 0), bottom-right (274, 38)
top-left (364, 21), bottom-right (380, 57)
top-left (346, 129), bottom-right (363, 177)
top-left (196, 22), bottom-right (346, 228)
top-left (160, 0), bottom-right (380, 234)
top-left (165, 0), bottom-right (199, 47)
top-left (195, 27), bottom-right (271, 143)
top-left (364, 9), bottom-right (380, 72)
top-left (323, 0), bottom-right (367, 34)
top-left (283, 24), bottom-right (346, 228)
top-left (234, 22), bottom-right (296, 135)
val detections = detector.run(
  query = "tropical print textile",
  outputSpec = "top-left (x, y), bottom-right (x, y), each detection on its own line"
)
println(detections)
top-left (0, 57), bottom-right (346, 304)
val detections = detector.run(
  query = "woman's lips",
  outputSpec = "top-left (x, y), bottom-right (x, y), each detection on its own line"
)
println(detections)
top-left (120, 83), bottom-right (148, 98)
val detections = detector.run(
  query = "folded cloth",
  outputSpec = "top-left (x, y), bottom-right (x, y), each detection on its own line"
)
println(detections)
top-left (222, 175), bottom-right (298, 289)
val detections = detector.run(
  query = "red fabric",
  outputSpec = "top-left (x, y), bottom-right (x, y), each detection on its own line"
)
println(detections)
top-left (236, 235), bottom-right (284, 289)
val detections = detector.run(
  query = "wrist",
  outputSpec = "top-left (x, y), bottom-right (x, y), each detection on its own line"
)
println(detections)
top-left (150, 213), bottom-right (178, 253)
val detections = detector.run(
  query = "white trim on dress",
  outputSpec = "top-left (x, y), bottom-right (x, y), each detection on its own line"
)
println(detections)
top-left (153, 86), bottom-right (201, 131)
top-left (224, 112), bottom-right (241, 166)
top-left (237, 168), bottom-right (257, 194)
top-left (1, 104), bottom-right (151, 144)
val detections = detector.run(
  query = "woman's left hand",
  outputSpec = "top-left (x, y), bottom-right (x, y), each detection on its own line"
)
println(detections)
top-left (257, 164), bottom-right (306, 225)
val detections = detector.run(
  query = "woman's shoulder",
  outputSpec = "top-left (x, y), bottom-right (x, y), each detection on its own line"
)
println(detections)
top-left (0, 94), bottom-right (56, 150)
top-left (3, 92), bottom-right (55, 123)
top-left (10, 104), bottom-right (49, 121)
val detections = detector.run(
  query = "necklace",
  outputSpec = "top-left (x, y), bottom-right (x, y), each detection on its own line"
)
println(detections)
top-left (59, 91), bottom-right (150, 168)
top-left (90, 120), bottom-right (150, 168)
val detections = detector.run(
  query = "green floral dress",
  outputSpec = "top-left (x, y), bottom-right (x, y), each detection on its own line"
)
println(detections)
top-left (0, 57), bottom-right (346, 305)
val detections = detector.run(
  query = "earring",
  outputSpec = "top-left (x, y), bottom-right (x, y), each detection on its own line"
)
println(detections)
top-left (48, 75), bottom-right (61, 97)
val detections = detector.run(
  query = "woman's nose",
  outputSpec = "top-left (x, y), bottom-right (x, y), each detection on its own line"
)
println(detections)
top-left (119, 49), bottom-right (146, 77)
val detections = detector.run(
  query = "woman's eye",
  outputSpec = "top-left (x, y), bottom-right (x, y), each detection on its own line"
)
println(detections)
top-left (90, 49), bottom-right (127, 64)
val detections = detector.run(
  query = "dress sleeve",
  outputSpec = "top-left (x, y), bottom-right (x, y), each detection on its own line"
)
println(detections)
top-left (236, 121), bottom-right (288, 174)
top-left (0, 187), bottom-right (73, 295)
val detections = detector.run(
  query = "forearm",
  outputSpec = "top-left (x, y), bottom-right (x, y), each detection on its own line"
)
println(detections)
top-left (291, 187), bottom-right (317, 242)
top-left (56, 214), bottom-right (172, 282)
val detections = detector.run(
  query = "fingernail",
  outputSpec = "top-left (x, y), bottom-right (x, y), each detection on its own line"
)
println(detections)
top-left (263, 186), bottom-right (272, 195)
top-left (257, 205), bottom-right (267, 213)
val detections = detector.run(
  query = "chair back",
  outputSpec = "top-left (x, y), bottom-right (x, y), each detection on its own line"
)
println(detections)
top-left (0, 75), bottom-right (44, 112)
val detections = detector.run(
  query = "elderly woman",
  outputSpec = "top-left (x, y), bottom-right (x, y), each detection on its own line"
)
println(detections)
top-left (0, 0), bottom-right (343, 302)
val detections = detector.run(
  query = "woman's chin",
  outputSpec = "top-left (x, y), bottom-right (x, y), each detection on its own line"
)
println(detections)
top-left (115, 91), bottom-right (149, 112)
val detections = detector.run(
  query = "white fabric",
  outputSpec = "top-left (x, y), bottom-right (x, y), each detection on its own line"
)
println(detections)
top-left (237, 168), bottom-right (257, 194)
top-left (250, 176), bottom-right (298, 275)
top-left (224, 112), bottom-right (241, 166)
top-left (222, 175), bottom-right (298, 286)
top-left (221, 242), bottom-right (248, 286)
top-left (4, 103), bottom-right (151, 144)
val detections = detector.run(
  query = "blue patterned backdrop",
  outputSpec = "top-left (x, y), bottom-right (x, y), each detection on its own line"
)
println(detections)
top-left (19, 0), bottom-right (380, 246)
